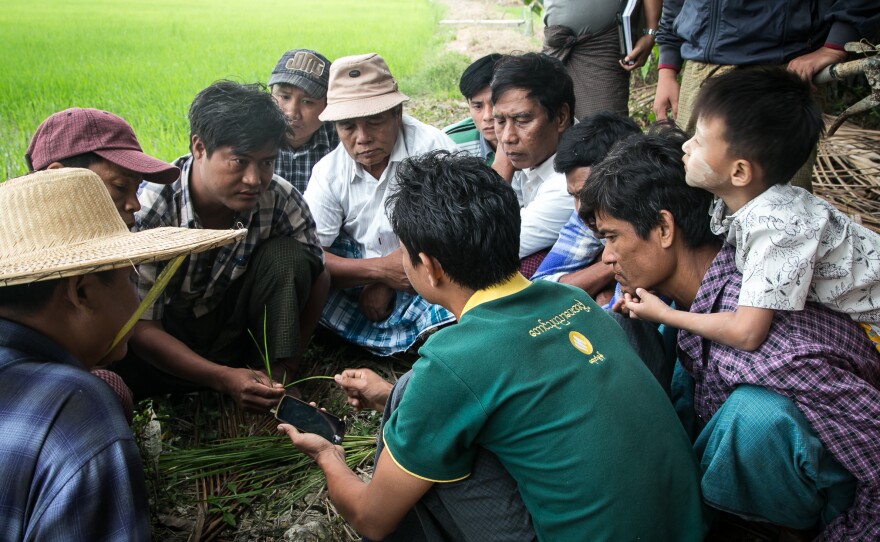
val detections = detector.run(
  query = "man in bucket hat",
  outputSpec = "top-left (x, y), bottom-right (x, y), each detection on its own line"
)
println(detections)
top-left (117, 81), bottom-right (328, 412)
top-left (303, 52), bottom-right (456, 356)
top-left (268, 48), bottom-right (340, 193)
top-left (0, 168), bottom-right (243, 541)
top-left (26, 107), bottom-right (180, 228)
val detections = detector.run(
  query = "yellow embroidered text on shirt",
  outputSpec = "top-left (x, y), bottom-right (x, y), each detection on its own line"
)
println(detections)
top-left (528, 299), bottom-right (591, 337)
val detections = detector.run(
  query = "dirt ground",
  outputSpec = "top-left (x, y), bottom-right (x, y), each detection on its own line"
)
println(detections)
top-left (439, 0), bottom-right (541, 58)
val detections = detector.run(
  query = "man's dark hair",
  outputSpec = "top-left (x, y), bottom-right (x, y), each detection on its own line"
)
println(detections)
top-left (554, 112), bottom-right (641, 174)
top-left (188, 80), bottom-right (287, 156)
top-left (491, 53), bottom-right (575, 126)
top-left (691, 66), bottom-right (823, 186)
top-left (579, 128), bottom-right (718, 249)
top-left (388, 150), bottom-right (521, 291)
top-left (56, 152), bottom-right (101, 170)
top-left (459, 53), bottom-right (502, 100)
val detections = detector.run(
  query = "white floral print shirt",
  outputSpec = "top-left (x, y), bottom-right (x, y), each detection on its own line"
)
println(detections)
top-left (710, 184), bottom-right (880, 334)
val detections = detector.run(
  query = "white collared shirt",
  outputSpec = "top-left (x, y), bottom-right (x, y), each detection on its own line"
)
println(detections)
top-left (512, 153), bottom-right (574, 258)
top-left (304, 115), bottom-right (456, 258)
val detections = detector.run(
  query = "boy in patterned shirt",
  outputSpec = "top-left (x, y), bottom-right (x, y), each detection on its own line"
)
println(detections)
top-left (624, 66), bottom-right (880, 353)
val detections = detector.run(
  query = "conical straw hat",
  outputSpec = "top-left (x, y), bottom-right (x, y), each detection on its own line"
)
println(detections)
top-left (0, 168), bottom-right (246, 287)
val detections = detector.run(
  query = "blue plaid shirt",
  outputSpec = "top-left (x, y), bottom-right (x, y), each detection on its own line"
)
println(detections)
top-left (678, 244), bottom-right (880, 541)
top-left (322, 234), bottom-right (454, 356)
top-left (532, 211), bottom-right (604, 282)
top-left (273, 121), bottom-right (340, 194)
top-left (0, 318), bottom-right (149, 541)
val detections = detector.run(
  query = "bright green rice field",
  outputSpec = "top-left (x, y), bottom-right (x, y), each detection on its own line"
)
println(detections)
top-left (0, 0), bottom-right (466, 178)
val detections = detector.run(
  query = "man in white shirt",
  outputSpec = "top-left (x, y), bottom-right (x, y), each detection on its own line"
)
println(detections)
top-left (304, 53), bottom-right (457, 355)
top-left (491, 53), bottom-right (575, 276)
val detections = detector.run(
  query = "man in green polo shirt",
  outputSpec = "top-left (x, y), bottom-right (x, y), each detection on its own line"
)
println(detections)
top-left (279, 150), bottom-right (704, 541)
top-left (443, 54), bottom-right (501, 164)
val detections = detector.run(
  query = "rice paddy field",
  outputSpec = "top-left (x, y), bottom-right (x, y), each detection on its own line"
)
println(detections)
top-left (0, 0), bottom-right (468, 179)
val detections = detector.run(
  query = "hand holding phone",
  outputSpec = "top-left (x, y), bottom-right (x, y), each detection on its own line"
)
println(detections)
top-left (273, 395), bottom-right (345, 445)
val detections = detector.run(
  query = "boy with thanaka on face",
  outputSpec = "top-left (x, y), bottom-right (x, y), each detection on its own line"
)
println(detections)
top-left (623, 67), bottom-right (880, 353)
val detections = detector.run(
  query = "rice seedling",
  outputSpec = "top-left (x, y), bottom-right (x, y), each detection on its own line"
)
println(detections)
top-left (0, 0), bottom-right (460, 179)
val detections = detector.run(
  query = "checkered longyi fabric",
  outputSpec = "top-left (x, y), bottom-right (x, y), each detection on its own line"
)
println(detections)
top-left (678, 244), bottom-right (880, 540)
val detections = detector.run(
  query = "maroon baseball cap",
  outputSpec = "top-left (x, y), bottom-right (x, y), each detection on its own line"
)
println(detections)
top-left (25, 108), bottom-right (179, 184)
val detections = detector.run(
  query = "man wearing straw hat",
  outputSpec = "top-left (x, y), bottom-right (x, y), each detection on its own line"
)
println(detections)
top-left (118, 81), bottom-right (328, 412)
top-left (0, 168), bottom-right (243, 540)
top-left (26, 107), bottom-right (182, 421)
top-left (304, 53), bottom-right (457, 356)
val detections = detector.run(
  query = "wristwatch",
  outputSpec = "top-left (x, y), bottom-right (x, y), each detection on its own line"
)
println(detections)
top-left (642, 28), bottom-right (657, 36)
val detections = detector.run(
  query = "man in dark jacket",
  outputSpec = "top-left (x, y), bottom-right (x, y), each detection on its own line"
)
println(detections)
top-left (653, 0), bottom-right (878, 192)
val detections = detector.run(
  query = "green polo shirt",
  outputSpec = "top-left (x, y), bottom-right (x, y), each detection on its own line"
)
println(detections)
top-left (443, 117), bottom-right (495, 166)
top-left (383, 274), bottom-right (703, 541)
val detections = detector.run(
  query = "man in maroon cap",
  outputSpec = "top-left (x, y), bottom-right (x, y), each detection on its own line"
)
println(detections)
top-left (26, 107), bottom-right (180, 422)
top-left (26, 108), bottom-right (179, 228)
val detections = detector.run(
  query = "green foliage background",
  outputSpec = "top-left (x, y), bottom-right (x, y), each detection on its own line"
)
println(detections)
top-left (0, 0), bottom-right (467, 178)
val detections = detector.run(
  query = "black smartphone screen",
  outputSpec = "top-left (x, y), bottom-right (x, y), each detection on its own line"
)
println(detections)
top-left (275, 395), bottom-right (345, 444)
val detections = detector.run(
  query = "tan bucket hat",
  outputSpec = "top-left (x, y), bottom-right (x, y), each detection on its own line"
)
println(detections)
top-left (0, 168), bottom-right (246, 287)
top-left (319, 53), bottom-right (409, 122)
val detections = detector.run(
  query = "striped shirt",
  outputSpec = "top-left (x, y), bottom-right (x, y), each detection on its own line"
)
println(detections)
top-left (532, 210), bottom-right (604, 282)
top-left (678, 244), bottom-right (880, 541)
top-left (136, 154), bottom-right (323, 319)
top-left (443, 117), bottom-right (495, 165)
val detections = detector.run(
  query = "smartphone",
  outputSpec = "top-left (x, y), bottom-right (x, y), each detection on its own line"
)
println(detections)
top-left (274, 395), bottom-right (345, 444)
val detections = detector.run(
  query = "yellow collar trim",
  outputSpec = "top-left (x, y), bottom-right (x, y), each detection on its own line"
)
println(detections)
top-left (461, 273), bottom-right (531, 316)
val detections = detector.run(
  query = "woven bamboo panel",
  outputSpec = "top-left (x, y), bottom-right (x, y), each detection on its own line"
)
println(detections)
top-left (814, 116), bottom-right (880, 233)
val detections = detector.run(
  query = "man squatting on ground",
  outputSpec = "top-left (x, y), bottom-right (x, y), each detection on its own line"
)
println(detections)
top-left (113, 81), bottom-right (329, 412)
top-left (24, 107), bottom-right (182, 421)
top-left (282, 150), bottom-right (706, 541)
top-left (529, 112), bottom-right (676, 395)
top-left (268, 48), bottom-right (340, 193)
top-left (0, 168), bottom-right (243, 540)
top-left (580, 131), bottom-right (880, 540)
top-left (490, 53), bottom-right (577, 276)
top-left (304, 53), bottom-right (457, 356)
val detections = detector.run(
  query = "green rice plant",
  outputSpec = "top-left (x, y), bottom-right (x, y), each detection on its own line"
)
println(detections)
top-left (0, 0), bottom-right (452, 179)
top-left (247, 306), bottom-right (273, 382)
top-left (160, 433), bottom-right (377, 511)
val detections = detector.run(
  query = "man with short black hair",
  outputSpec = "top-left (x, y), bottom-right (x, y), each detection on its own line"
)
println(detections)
top-left (579, 132), bottom-right (880, 540)
top-left (282, 150), bottom-right (704, 541)
top-left (443, 54), bottom-right (504, 164)
top-left (119, 81), bottom-right (329, 412)
top-left (304, 53), bottom-right (456, 356)
top-left (491, 53), bottom-right (575, 271)
top-left (532, 112), bottom-right (641, 294)
top-left (268, 48), bottom-right (340, 193)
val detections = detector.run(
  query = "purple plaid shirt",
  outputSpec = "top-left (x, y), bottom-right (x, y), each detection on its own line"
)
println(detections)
top-left (678, 244), bottom-right (880, 540)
